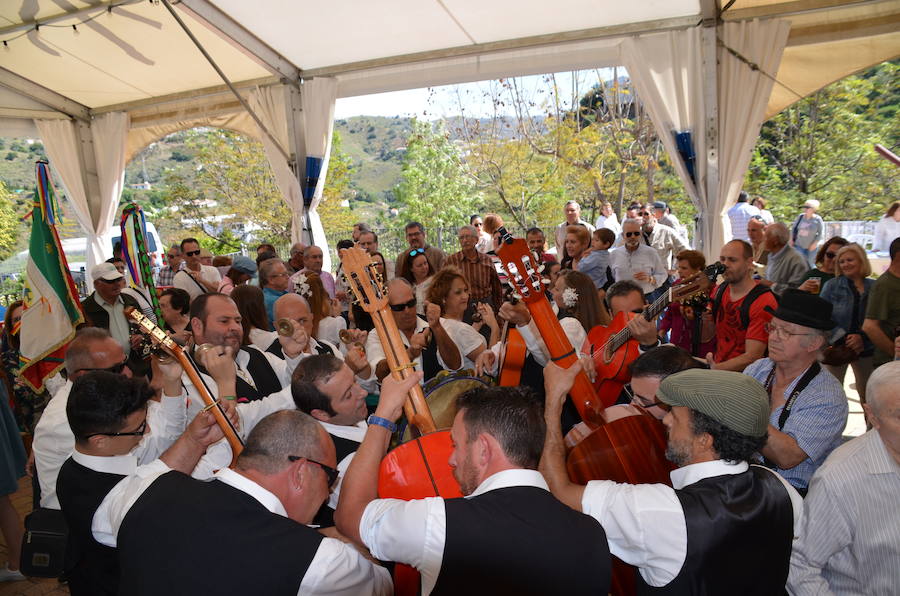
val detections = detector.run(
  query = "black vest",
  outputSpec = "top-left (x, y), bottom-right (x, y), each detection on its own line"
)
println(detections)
top-left (55, 458), bottom-right (126, 596)
top-left (636, 466), bottom-right (793, 595)
top-left (266, 338), bottom-right (335, 360)
top-left (197, 346), bottom-right (283, 402)
top-left (432, 486), bottom-right (610, 596)
top-left (312, 431), bottom-right (361, 528)
top-left (117, 471), bottom-right (324, 596)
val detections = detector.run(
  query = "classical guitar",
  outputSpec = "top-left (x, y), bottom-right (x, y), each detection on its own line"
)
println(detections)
top-left (125, 307), bottom-right (244, 466)
top-left (340, 247), bottom-right (460, 596)
top-left (586, 262), bottom-right (724, 408)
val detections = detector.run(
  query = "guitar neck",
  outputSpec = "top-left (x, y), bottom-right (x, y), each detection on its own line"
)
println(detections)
top-left (369, 310), bottom-right (437, 435)
top-left (606, 288), bottom-right (671, 353)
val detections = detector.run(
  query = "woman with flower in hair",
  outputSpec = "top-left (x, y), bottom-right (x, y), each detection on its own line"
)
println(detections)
top-left (426, 267), bottom-right (493, 370)
top-left (294, 271), bottom-right (346, 347)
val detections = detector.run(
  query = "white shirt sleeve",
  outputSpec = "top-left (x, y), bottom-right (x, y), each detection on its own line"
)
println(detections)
top-left (515, 317), bottom-right (586, 368)
top-left (581, 479), bottom-right (687, 588)
top-left (32, 384), bottom-right (74, 509)
top-left (234, 386), bottom-right (295, 438)
top-left (359, 497), bottom-right (447, 595)
top-left (92, 459), bottom-right (173, 547)
top-left (299, 537), bottom-right (393, 596)
top-left (132, 393), bottom-right (188, 465)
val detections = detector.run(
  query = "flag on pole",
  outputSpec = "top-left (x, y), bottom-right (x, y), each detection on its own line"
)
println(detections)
top-left (120, 203), bottom-right (164, 326)
top-left (19, 161), bottom-right (85, 392)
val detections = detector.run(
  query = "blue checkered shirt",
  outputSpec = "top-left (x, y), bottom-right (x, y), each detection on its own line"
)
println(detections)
top-left (744, 358), bottom-right (848, 491)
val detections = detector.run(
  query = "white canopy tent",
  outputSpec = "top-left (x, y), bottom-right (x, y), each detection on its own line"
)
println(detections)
top-left (1, 0), bottom-right (898, 279)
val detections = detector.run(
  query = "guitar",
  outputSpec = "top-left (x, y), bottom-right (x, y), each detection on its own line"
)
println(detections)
top-left (125, 307), bottom-right (244, 466)
top-left (339, 247), bottom-right (461, 596)
top-left (587, 262), bottom-right (725, 407)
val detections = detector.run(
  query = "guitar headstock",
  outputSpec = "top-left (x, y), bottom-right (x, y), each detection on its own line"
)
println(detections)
top-left (340, 247), bottom-right (388, 313)
top-left (672, 262), bottom-right (725, 304)
top-left (495, 227), bottom-right (548, 305)
top-left (124, 307), bottom-right (179, 354)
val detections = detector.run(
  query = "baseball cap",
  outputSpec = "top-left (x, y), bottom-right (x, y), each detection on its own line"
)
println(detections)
top-left (90, 262), bottom-right (124, 282)
top-left (231, 255), bottom-right (258, 275)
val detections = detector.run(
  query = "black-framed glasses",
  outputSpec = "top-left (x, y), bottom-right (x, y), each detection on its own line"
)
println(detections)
top-left (409, 248), bottom-right (425, 257)
top-left (624, 231), bottom-right (641, 238)
top-left (623, 384), bottom-right (671, 412)
top-left (288, 455), bottom-right (339, 487)
top-left (389, 298), bottom-right (417, 312)
top-left (185, 249), bottom-right (201, 257)
top-left (85, 418), bottom-right (147, 439)
top-left (75, 358), bottom-right (129, 375)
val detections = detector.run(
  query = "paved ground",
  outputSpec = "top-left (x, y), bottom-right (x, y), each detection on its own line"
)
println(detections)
top-left (0, 369), bottom-right (870, 594)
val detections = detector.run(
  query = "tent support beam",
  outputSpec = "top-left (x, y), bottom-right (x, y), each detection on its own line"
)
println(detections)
top-left (0, 67), bottom-right (90, 121)
top-left (723, 0), bottom-right (887, 21)
top-left (175, 0), bottom-right (301, 85)
top-left (700, 0), bottom-right (720, 255)
top-left (92, 76), bottom-right (277, 115)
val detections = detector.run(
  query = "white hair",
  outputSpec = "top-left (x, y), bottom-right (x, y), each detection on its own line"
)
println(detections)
top-left (766, 222), bottom-right (790, 245)
top-left (865, 361), bottom-right (900, 413)
top-left (622, 218), bottom-right (642, 228)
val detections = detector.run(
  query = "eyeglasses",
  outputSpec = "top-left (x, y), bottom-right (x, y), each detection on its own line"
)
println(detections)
top-left (166, 253), bottom-right (179, 259)
top-left (288, 455), bottom-right (339, 487)
top-left (473, 222), bottom-right (483, 227)
top-left (623, 384), bottom-right (671, 412)
top-left (624, 231), bottom-right (641, 238)
top-left (639, 211), bottom-right (651, 216)
top-left (765, 322), bottom-right (816, 339)
top-left (389, 298), bottom-right (417, 312)
top-left (409, 248), bottom-right (425, 257)
top-left (824, 251), bottom-right (837, 259)
top-left (75, 358), bottom-right (129, 375)
top-left (85, 418), bottom-right (147, 439)
top-left (185, 250), bottom-right (201, 257)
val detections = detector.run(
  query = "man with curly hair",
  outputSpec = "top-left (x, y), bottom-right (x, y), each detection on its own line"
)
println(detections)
top-left (541, 364), bottom-right (803, 594)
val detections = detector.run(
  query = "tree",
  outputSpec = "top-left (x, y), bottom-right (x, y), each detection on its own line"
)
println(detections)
top-left (318, 131), bottom-right (358, 235)
top-left (0, 182), bottom-right (21, 261)
top-left (393, 118), bottom-right (478, 230)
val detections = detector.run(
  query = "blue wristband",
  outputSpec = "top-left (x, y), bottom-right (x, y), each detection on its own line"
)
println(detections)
top-left (367, 415), bottom-right (398, 433)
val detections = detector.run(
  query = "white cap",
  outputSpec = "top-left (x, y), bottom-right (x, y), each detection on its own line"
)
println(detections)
top-left (90, 262), bottom-right (124, 282)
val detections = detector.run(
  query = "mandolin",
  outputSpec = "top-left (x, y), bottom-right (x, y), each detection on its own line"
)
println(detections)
top-left (587, 263), bottom-right (724, 408)
top-left (340, 247), bottom-right (460, 596)
top-left (125, 307), bottom-right (244, 466)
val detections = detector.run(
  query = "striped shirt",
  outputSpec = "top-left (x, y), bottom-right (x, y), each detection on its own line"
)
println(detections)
top-left (788, 430), bottom-right (900, 595)
top-left (444, 250), bottom-right (503, 307)
top-left (744, 358), bottom-right (848, 491)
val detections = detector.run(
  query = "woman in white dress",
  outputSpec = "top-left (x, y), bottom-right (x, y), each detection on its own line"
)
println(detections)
top-left (873, 201), bottom-right (900, 252)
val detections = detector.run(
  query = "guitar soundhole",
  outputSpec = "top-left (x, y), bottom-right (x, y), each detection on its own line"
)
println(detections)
top-left (603, 345), bottom-right (614, 365)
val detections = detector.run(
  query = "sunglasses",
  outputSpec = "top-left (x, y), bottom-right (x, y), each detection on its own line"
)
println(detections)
top-left (624, 231), bottom-right (642, 238)
top-left (75, 358), bottom-right (129, 375)
top-left (389, 298), bottom-right (417, 312)
top-left (409, 248), bottom-right (426, 257)
top-left (166, 253), bottom-right (179, 259)
top-left (85, 417), bottom-right (147, 439)
top-left (639, 211), bottom-right (651, 216)
top-left (473, 222), bottom-right (483, 226)
top-left (288, 455), bottom-right (339, 487)
top-left (824, 251), bottom-right (837, 259)
top-left (185, 250), bottom-right (201, 257)
top-left (96, 277), bottom-right (124, 284)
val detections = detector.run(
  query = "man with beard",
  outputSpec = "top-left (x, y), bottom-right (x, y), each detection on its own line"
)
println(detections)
top-left (541, 363), bottom-right (802, 595)
top-left (336, 380), bottom-right (611, 596)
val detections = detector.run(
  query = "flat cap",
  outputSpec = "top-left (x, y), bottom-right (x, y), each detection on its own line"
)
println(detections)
top-left (658, 369), bottom-right (769, 437)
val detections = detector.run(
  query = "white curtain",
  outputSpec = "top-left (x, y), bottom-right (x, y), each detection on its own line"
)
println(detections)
top-left (36, 113), bottom-right (130, 288)
top-left (622, 20), bottom-right (789, 259)
top-left (248, 86), bottom-right (305, 245)
top-left (300, 77), bottom-right (338, 274)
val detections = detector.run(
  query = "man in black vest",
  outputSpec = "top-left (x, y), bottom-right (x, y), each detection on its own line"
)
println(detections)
top-left (292, 354), bottom-right (369, 527)
top-left (56, 371), bottom-right (229, 596)
top-left (101, 410), bottom-right (392, 595)
top-left (541, 364), bottom-right (802, 594)
top-left (336, 377), bottom-right (611, 595)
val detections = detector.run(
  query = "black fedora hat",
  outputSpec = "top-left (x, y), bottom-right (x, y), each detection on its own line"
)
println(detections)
top-left (764, 289), bottom-right (835, 330)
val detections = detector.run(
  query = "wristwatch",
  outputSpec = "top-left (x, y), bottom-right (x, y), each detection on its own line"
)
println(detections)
top-left (367, 415), bottom-right (398, 433)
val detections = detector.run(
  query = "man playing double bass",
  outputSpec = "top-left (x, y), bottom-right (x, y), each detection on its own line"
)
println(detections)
top-left (336, 380), bottom-right (611, 595)
top-left (541, 364), bottom-right (803, 594)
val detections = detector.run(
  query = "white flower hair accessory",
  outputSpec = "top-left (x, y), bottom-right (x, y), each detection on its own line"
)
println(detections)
top-left (294, 273), bottom-right (311, 298)
top-left (562, 287), bottom-right (579, 309)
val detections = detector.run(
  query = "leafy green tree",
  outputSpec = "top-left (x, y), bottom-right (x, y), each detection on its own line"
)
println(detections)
top-left (0, 181), bottom-right (21, 261)
top-left (394, 118), bottom-right (478, 230)
top-left (319, 131), bottom-right (357, 235)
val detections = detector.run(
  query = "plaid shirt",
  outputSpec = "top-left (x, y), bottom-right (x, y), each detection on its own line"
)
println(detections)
top-left (156, 265), bottom-right (177, 287)
top-left (444, 250), bottom-right (503, 307)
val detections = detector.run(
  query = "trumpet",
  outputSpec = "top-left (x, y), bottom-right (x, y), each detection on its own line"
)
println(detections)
top-left (276, 318), bottom-right (295, 337)
top-left (339, 329), bottom-right (366, 353)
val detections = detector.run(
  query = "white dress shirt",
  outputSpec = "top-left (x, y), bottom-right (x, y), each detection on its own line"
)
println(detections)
top-left (582, 460), bottom-right (803, 588)
top-left (364, 317), bottom-right (462, 384)
top-left (609, 244), bottom-right (667, 294)
top-left (94, 293), bottom-right (130, 355)
top-left (788, 430), bottom-right (900, 596)
top-left (360, 468), bottom-right (548, 596)
top-left (33, 382), bottom-right (187, 509)
top-left (93, 461), bottom-right (392, 596)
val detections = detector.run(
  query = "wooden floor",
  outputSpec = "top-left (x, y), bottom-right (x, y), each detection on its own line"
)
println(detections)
top-left (0, 369), bottom-right (871, 595)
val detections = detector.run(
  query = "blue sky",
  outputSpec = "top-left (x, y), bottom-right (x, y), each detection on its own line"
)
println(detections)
top-left (333, 68), bottom-right (623, 120)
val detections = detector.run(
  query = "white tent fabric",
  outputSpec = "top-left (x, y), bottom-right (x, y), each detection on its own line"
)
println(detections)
top-left (299, 78), bottom-right (338, 274)
top-left (248, 86), bottom-right (305, 245)
top-left (624, 19), bottom-right (789, 259)
top-left (91, 111), bottom-right (130, 253)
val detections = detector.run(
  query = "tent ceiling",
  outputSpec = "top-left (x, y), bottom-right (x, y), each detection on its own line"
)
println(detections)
top-left (0, 0), bottom-right (897, 128)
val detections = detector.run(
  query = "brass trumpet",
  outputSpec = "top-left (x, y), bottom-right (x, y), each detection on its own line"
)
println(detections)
top-left (276, 318), bottom-right (295, 337)
top-left (339, 329), bottom-right (366, 353)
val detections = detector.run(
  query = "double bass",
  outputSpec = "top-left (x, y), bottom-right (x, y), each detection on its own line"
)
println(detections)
top-left (494, 227), bottom-right (673, 595)
top-left (587, 263), bottom-right (725, 407)
top-left (340, 248), bottom-right (460, 595)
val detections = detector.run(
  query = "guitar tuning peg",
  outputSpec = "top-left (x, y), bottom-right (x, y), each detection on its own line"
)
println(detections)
top-left (537, 265), bottom-right (545, 273)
